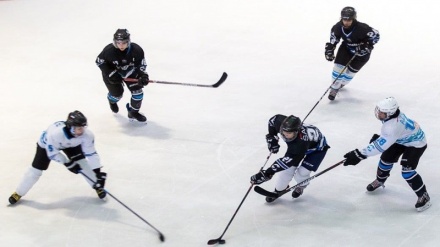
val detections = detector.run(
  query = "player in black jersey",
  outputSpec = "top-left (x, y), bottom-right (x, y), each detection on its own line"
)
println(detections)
top-left (325, 7), bottom-right (380, 100)
top-left (96, 29), bottom-right (149, 122)
top-left (250, 115), bottom-right (330, 202)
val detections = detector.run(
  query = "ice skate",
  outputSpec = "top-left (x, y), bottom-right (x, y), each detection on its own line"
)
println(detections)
top-left (328, 88), bottom-right (339, 101)
top-left (292, 186), bottom-right (305, 198)
top-left (415, 192), bottom-right (431, 212)
top-left (109, 100), bottom-right (119, 113)
top-left (126, 103), bottom-right (147, 122)
top-left (265, 189), bottom-right (284, 203)
top-left (9, 192), bottom-right (22, 205)
top-left (95, 188), bottom-right (107, 199)
top-left (366, 179), bottom-right (385, 192)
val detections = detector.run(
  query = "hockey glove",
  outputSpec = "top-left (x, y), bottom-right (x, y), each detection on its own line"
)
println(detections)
top-left (369, 134), bottom-right (380, 144)
top-left (250, 169), bottom-right (275, 185)
top-left (266, 134), bottom-right (280, 154)
top-left (64, 161), bottom-right (82, 174)
top-left (93, 172), bottom-right (107, 189)
top-left (356, 43), bottom-right (373, 56)
top-left (138, 72), bottom-right (150, 86)
top-left (325, 42), bottom-right (335, 61)
top-left (343, 149), bottom-right (367, 166)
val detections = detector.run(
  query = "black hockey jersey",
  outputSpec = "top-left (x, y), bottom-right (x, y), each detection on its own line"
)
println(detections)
top-left (96, 43), bottom-right (147, 79)
top-left (268, 114), bottom-right (329, 170)
top-left (329, 20), bottom-right (380, 55)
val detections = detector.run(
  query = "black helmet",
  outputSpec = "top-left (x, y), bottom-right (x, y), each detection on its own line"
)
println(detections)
top-left (113, 29), bottom-right (131, 48)
top-left (113, 29), bottom-right (130, 42)
top-left (66, 110), bottom-right (87, 128)
top-left (281, 115), bottom-right (301, 132)
top-left (341, 6), bottom-right (357, 20)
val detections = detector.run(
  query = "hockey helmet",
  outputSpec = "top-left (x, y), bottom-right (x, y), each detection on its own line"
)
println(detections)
top-left (341, 6), bottom-right (357, 20)
top-left (66, 110), bottom-right (87, 128)
top-left (375, 97), bottom-right (399, 120)
top-left (280, 115), bottom-right (302, 141)
top-left (113, 29), bottom-right (131, 47)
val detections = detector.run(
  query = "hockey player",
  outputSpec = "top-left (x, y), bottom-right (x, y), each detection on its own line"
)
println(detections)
top-left (96, 29), bottom-right (149, 122)
top-left (250, 115), bottom-right (330, 202)
top-left (325, 7), bottom-right (380, 100)
top-left (8, 111), bottom-right (107, 205)
top-left (343, 97), bottom-right (431, 212)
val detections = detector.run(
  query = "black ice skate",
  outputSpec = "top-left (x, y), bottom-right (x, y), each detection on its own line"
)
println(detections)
top-left (265, 189), bottom-right (284, 203)
top-left (109, 100), bottom-right (119, 113)
top-left (9, 192), bottom-right (21, 205)
top-left (366, 179), bottom-right (385, 192)
top-left (126, 103), bottom-right (147, 122)
top-left (95, 188), bottom-right (107, 199)
top-left (415, 192), bottom-right (431, 212)
top-left (292, 186), bottom-right (305, 198)
top-left (328, 88), bottom-right (338, 101)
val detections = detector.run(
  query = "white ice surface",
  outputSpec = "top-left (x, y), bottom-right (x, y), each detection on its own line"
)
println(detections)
top-left (1, 0), bottom-right (439, 246)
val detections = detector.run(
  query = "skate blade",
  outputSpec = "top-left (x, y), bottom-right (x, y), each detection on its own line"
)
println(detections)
top-left (416, 201), bottom-right (432, 212)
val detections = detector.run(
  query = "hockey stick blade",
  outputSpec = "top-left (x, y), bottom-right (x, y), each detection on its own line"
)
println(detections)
top-left (207, 238), bottom-right (226, 245)
top-left (254, 186), bottom-right (279, 197)
top-left (211, 72), bottom-right (228, 88)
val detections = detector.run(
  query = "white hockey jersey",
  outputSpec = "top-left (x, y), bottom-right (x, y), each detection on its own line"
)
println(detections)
top-left (360, 112), bottom-right (426, 157)
top-left (37, 121), bottom-right (101, 169)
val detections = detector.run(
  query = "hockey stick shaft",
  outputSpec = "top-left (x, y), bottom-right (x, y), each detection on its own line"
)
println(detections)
top-left (79, 171), bottom-right (165, 242)
top-left (124, 72), bottom-right (227, 88)
top-left (207, 153), bottom-right (272, 245)
top-left (254, 159), bottom-right (345, 198)
top-left (302, 53), bottom-right (357, 123)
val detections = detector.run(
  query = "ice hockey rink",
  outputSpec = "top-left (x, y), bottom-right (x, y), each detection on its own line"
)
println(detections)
top-left (1, 0), bottom-right (439, 246)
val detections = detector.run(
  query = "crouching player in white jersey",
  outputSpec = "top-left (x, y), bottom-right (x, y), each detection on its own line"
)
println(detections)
top-left (8, 111), bottom-right (107, 204)
top-left (343, 97), bottom-right (430, 212)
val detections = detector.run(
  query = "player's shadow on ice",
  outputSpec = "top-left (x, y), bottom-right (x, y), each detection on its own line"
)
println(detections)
top-left (14, 197), bottom-right (149, 230)
top-left (112, 114), bottom-right (171, 139)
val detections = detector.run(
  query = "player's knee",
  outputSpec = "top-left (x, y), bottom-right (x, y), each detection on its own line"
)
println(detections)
top-left (28, 167), bottom-right (43, 177)
top-left (294, 166), bottom-right (311, 185)
top-left (131, 90), bottom-right (143, 101)
top-left (378, 159), bottom-right (394, 170)
top-left (108, 93), bottom-right (122, 103)
top-left (401, 167), bottom-right (417, 180)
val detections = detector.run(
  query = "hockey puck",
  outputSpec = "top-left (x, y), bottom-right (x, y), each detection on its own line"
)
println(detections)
top-left (159, 234), bottom-right (165, 242)
top-left (218, 239), bottom-right (226, 244)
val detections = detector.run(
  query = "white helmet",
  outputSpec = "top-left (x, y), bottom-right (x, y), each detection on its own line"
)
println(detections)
top-left (375, 97), bottom-right (399, 120)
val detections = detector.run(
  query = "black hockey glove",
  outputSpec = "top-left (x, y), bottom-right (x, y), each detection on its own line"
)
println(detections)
top-left (266, 134), bottom-right (280, 154)
top-left (138, 72), bottom-right (150, 86)
top-left (64, 161), bottom-right (82, 174)
top-left (325, 42), bottom-right (335, 61)
top-left (369, 134), bottom-right (380, 144)
top-left (343, 149), bottom-right (367, 166)
top-left (250, 169), bottom-right (275, 185)
top-left (356, 43), bottom-right (373, 56)
top-left (93, 172), bottom-right (107, 189)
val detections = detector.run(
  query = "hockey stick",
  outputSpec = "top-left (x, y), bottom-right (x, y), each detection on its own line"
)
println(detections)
top-left (124, 72), bottom-right (227, 88)
top-left (79, 171), bottom-right (165, 242)
top-left (254, 159), bottom-right (345, 199)
top-left (207, 153), bottom-right (272, 245)
top-left (302, 53), bottom-right (357, 123)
